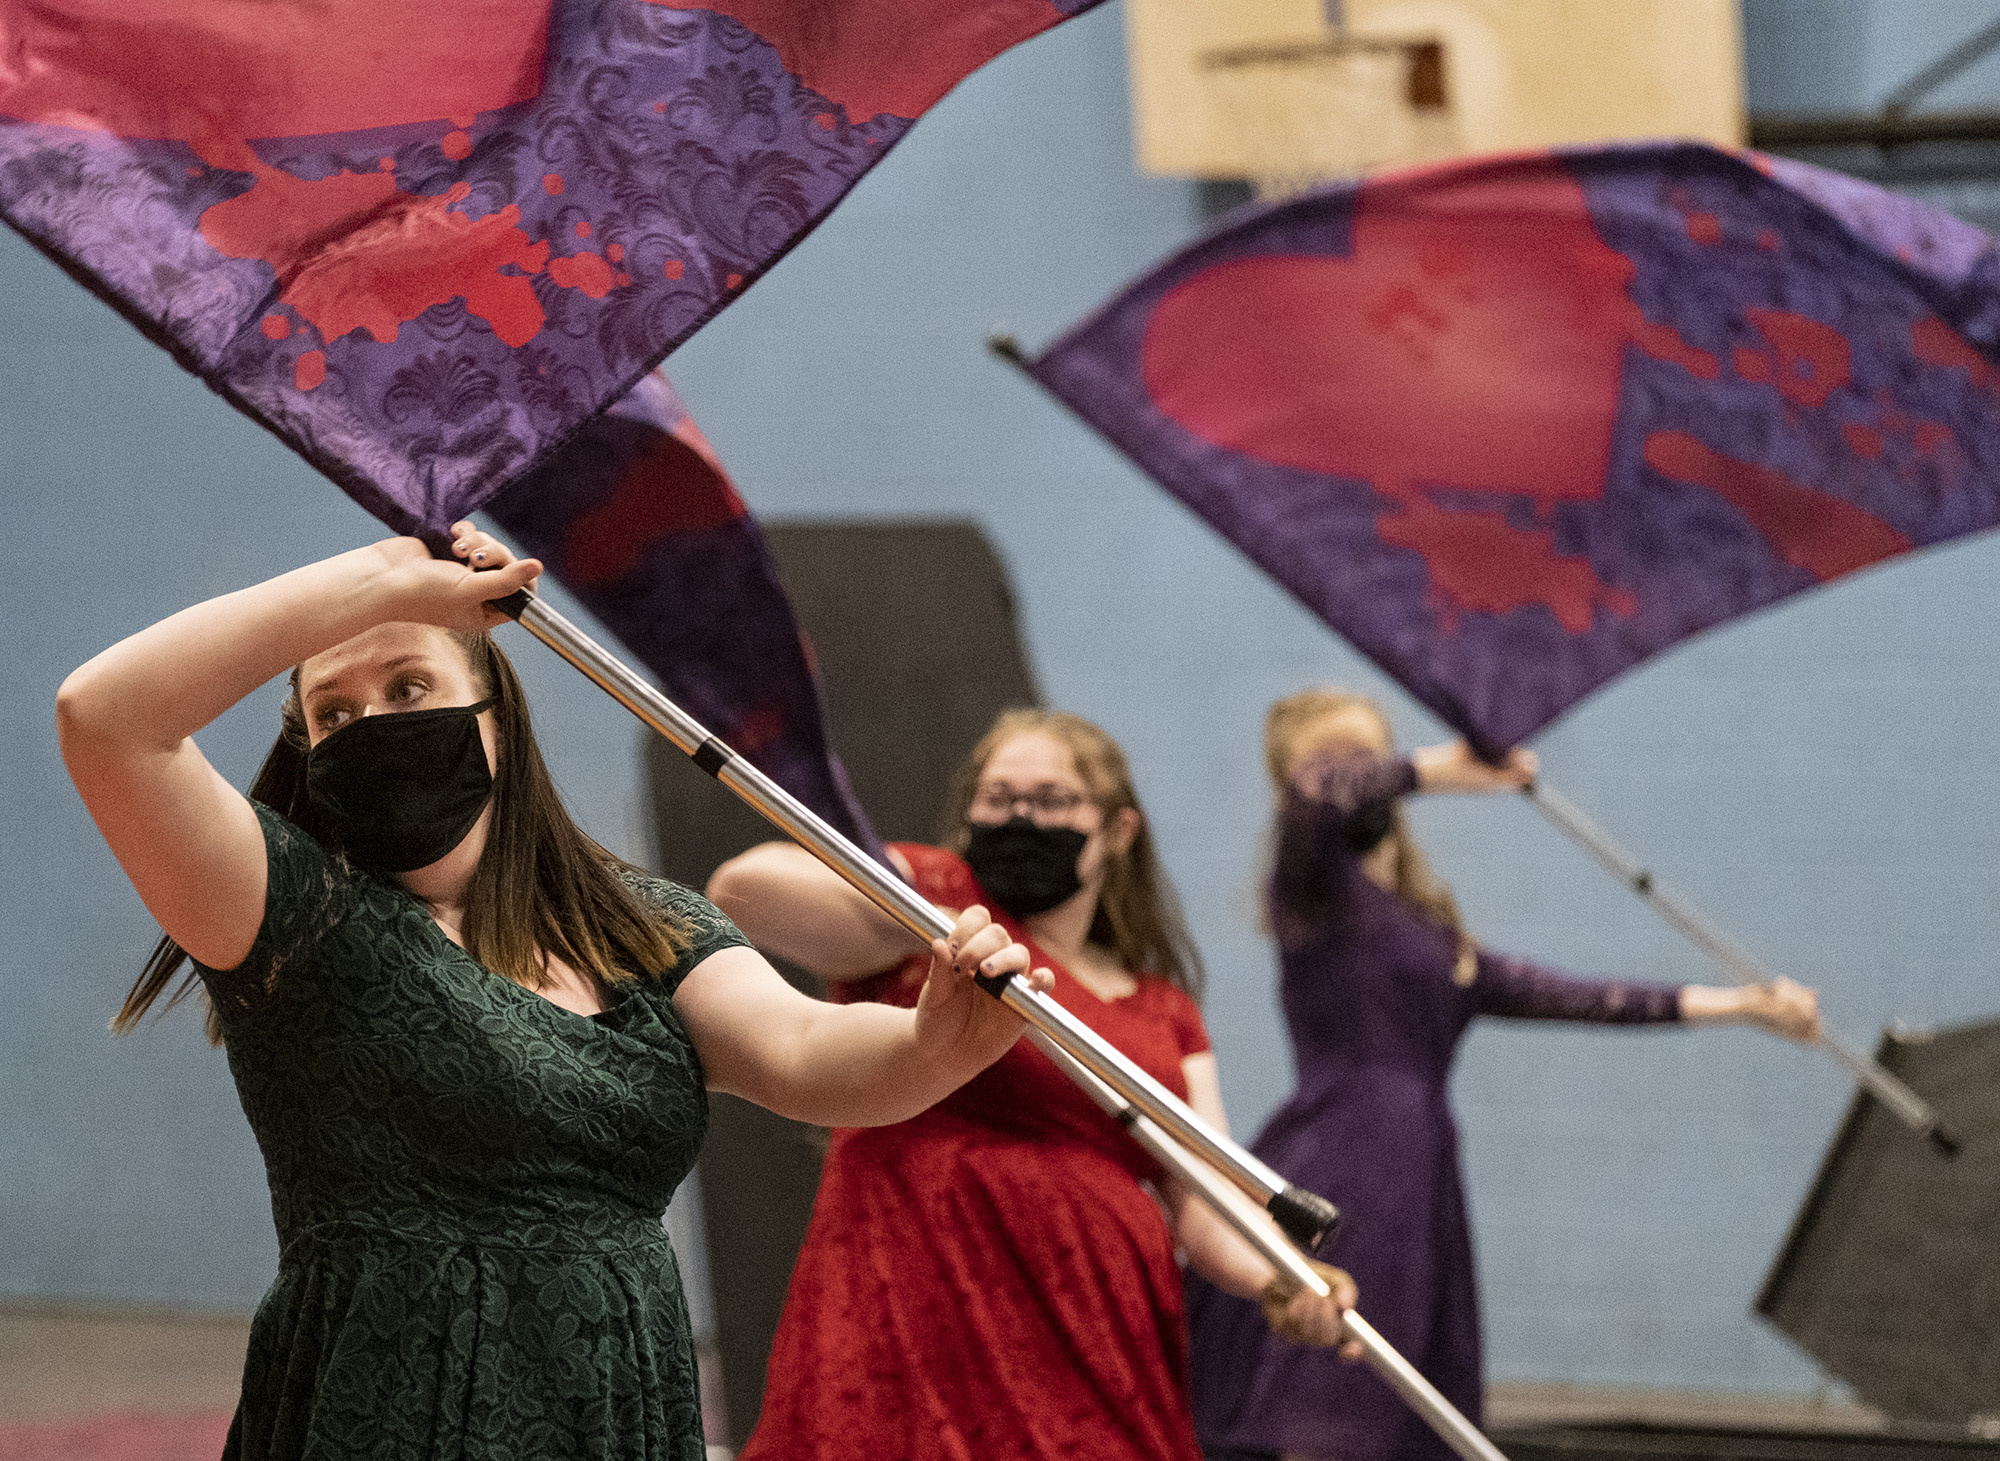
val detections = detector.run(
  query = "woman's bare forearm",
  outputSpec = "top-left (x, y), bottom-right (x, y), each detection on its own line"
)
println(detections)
top-left (675, 940), bottom-right (1030, 1127)
top-left (749, 997), bottom-right (962, 1126)
top-left (707, 841), bottom-right (921, 981)
top-left (58, 541), bottom-right (422, 752)
top-left (1172, 1181), bottom-right (1281, 1300)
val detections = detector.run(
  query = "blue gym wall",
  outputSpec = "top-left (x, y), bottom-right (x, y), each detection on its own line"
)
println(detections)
top-left (3, 0), bottom-right (1995, 1401)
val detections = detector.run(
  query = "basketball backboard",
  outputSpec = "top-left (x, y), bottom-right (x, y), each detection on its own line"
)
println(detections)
top-left (1127, 0), bottom-right (1746, 193)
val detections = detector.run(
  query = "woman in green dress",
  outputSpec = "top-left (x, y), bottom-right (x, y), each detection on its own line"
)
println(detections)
top-left (57, 524), bottom-right (1048, 1461)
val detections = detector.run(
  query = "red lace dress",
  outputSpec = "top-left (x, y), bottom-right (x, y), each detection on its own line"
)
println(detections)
top-left (738, 844), bottom-right (1212, 1461)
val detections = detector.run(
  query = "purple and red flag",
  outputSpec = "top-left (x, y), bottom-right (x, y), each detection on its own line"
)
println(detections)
top-left (0, 0), bottom-right (1099, 540)
top-left (1019, 142), bottom-right (2000, 755)
top-left (485, 371), bottom-right (882, 856)
top-left (0, 0), bottom-right (1098, 844)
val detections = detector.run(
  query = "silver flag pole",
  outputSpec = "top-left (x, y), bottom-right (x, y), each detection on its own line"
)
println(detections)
top-left (497, 589), bottom-right (1341, 1248)
top-left (1523, 781), bottom-right (1957, 1156)
top-left (1031, 1031), bottom-right (1509, 1461)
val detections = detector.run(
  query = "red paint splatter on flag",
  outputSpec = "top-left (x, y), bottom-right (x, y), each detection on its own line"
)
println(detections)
top-left (261, 314), bottom-right (291, 340)
top-left (1375, 493), bottom-right (1636, 632)
top-left (1644, 430), bottom-right (1909, 580)
top-left (1913, 420), bottom-right (1956, 455)
top-left (1911, 315), bottom-right (1997, 389)
top-left (1841, 422), bottom-right (1883, 459)
top-left (199, 167), bottom-right (550, 347)
top-left (543, 173), bottom-right (565, 195)
top-left (547, 251), bottom-right (616, 298)
top-left (1685, 212), bottom-right (1721, 244)
top-left (1734, 347), bottom-right (1771, 384)
top-left (664, 259), bottom-right (684, 279)
top-left (1138, 170), bottom-right (1728, 629)
top-left (295, 349), bottom-right (327, 390)
top-left (1741, 308), bottom-right (1850, 408)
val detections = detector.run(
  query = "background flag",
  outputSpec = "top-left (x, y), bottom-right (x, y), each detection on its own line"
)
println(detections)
top-left (1019, 142), bottom-right (2000, 755)
top-left (486, 371), bottom-right (883, 857)
top-left (0, 0), bottom-right (1100, 540)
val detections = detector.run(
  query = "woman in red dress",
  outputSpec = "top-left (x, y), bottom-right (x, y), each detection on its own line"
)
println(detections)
top-left (709, 708), bottom-right (1357, 1461)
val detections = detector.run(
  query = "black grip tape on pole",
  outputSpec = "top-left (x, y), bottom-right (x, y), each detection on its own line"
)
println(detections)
top-left (1270, 1184), bottom-right (1341, 1252)
top-left (691, 737), bottom-right (733, 779)
top-left (492, 588), bottom-right (534, 621)
top-left (1929, 1123), bottom-right (1964, 1159)
top-left (971, 967), bottom-right (1016, 1000)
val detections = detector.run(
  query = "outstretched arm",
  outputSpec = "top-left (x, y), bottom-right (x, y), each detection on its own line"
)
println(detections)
top-left (707, 840), bottom-right (925, 981)
top-left (57, 528), bottom-right (538, 970)
top-left (672, 902), bottom-right (1051, 1125)
top-left (1681, 977), bottom-right (1820, 1040)
top-left (1472, 951), bottom-right (1820, 1041)
top-left (1164, 1054), bottom-right (1361, 1357)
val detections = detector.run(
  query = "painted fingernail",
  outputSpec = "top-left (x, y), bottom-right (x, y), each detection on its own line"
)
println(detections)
top-left (473, 550), bottom-right (487, 562)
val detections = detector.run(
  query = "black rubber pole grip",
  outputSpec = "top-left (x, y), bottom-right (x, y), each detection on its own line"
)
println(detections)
top-left (690, 736), bottom-right (732, 778)
top-left (492, 588), bottom-right (534, 620)
top-left (1269, 1183), bottom-right (1341, 1252)
top-left (972, 967), bottom-right (1016, 999)
top-left (1930, 1123), bottom-right (1964, 1159)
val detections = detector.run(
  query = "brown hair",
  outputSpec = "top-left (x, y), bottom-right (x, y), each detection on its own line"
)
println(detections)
top-left (1264, 688), bottom-right (1476, 980)
top-left (942, 708), bottom-right (1203, 999)
top-left (114, 631), bottom-right (691, 1043)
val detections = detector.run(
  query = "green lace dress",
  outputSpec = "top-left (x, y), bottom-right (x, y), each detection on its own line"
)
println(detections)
top-left (196, 802), bottom-right (746, 1460)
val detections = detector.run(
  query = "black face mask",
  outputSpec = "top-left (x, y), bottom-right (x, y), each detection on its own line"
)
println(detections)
top-left (1347, 800), bottom-right (1396, 855)
top-left (963, 816), bottom-right (1089, 918)
top-left (305, 699), bottom-right (495, 873)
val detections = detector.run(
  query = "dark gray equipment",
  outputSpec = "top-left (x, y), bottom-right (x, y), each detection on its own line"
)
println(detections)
top-left (1493, 1419), bottom-right (2000, 1461)
top-left (1758, 1017), bottom-right (2000, 1426)
top-left (642, 520), bottom-right (1040, 1446)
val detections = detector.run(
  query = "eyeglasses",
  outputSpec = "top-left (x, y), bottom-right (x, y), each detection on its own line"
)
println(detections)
top-left (969, 784), bottom-right (1091, 823)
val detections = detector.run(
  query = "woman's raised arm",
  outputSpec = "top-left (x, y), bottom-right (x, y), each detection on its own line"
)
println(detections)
top-left (707, 840), bottom-right (924, 982)
top-left (56, 531), bottom-right (538, 971)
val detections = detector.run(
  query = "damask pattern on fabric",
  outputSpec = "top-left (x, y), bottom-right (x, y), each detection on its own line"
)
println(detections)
top-left (0, 0), bottom-right (1104, 537)
top-left (742, 842), bottom-right (1210, 1461)
top-left (1024, 142), bottom-right (2000, 756)
top-left (194, 801), bottom-right (740, 1459)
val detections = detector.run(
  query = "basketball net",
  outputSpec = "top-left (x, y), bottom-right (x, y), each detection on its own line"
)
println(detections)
top-left (1200, 33), bottom-right (1446, 200)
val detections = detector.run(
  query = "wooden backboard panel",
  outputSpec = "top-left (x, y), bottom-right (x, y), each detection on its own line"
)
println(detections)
top-left (1128, 0), bottom-right (1745, 182)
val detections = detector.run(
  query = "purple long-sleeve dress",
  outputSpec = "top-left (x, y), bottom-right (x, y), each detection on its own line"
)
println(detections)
top-left (1186, 753), bottom-right (1684, 1461)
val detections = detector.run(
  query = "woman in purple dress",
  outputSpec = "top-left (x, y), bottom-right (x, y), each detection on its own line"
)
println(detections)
top-left (1186, 688), bottom-right (1821, 1461)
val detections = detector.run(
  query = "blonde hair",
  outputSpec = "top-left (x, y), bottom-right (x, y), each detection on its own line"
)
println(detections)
top-left (1264, 688), bottom-right (1476, 982)
top-left (944, 708), bottom-right (1203, 998)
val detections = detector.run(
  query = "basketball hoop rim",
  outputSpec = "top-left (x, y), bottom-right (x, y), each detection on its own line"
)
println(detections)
top-left (1200, 36), bottom-right (1429, 72)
